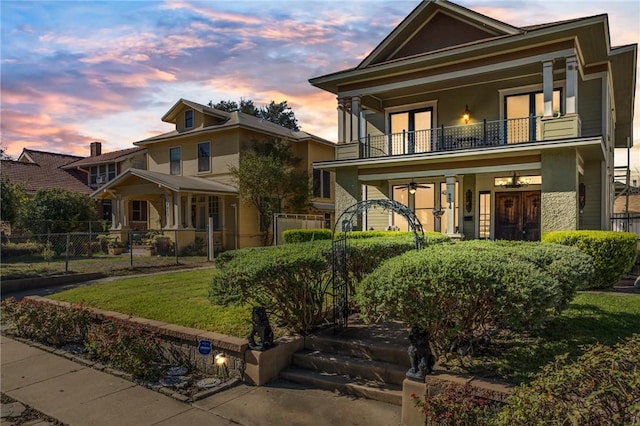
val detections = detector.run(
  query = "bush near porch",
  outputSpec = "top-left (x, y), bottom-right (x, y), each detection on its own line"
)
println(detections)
top-left (356, 241), bottom-right (593, 355)
top-left (208, 233), bottom-right (450, 332)
top-left (542, 230), bottom-right (637, 289)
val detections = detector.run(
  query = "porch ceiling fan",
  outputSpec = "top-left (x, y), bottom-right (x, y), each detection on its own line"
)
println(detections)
top-left (398, 180), bottom-right (431, 194)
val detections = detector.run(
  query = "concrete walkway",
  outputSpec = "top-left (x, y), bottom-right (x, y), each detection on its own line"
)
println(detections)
top-left (1, 335), bottom-right (402, 426)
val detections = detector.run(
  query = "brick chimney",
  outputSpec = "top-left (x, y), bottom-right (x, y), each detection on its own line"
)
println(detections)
top-left (90, 142), bottom-right (102, 157)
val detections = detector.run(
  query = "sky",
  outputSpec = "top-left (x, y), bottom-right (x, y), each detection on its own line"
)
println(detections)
top-left (1, 0), bottom-right (639, 169)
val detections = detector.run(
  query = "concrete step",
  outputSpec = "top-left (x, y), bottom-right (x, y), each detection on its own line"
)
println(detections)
top-left (304, 335), bottom-right (410, 367)
top-left (292, 350), bottom-right (407, 386)
top-left (279, 366), bottom-right (403, 406)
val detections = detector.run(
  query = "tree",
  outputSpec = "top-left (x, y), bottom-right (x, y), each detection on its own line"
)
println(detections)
top-left (16, 188), bottom-right (97, 234)
top-left (208, 98), bottom-right (299, 131)
top-left (259, 100), bottom-right (299, 131)
top-left (1, 179), bottom-right (25, 226)
top-left (229, 139), bottom-right (310, 245)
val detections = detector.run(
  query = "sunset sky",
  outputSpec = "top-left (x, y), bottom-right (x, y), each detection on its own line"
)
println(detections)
top-left (1, 0), bottom-right (638, 167)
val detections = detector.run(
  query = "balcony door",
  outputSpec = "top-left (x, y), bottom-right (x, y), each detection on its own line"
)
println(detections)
top-left (495, 191), bottom-right (540, 241)
top-left (389, 108), bottom-right (432, 154)
top-left (505, 90), bottom-right (561, 143)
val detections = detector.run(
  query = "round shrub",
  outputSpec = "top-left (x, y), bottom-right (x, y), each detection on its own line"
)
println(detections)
top-left (542, 230), bottom-right (637, 289)
top-left (209, 241), bottom-right (331, 333)
top-left (356, 242), bottom-right (575, 354)
top-left (497, 335), bottom-right (640, 426)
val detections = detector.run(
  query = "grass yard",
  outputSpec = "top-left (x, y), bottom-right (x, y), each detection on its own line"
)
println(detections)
top-left (48, 269), bottom-right (252, 338)
top-left (48, 269), bottom-right (640, 385)
top-left (1, 256), bottom-right (210, 280)
top-left (443, 291), bottom-right (640, 383)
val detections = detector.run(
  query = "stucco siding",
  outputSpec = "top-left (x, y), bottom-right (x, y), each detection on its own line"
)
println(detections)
top-left (541, 149), bottom-right (578, 232)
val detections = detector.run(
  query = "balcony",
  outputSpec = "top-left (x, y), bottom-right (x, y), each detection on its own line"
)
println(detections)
top-left (335, 115), bottom-right (581, 161)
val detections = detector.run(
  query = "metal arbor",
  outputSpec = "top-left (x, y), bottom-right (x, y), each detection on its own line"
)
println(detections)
top-left (331, 199), bottom-right (425, 333)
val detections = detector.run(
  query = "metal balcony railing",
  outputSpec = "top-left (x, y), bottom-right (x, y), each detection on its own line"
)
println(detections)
top-left (360, 116), bottom-right (541, 158)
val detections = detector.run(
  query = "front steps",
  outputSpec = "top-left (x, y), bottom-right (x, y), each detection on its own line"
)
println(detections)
top-left (279, 319), bottom-right (410, 406)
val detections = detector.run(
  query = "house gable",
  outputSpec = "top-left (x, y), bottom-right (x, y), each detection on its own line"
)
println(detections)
top-left (360, 0), bottom-right (522, 68)
top-left (161, 99), bottom-right (230, 133)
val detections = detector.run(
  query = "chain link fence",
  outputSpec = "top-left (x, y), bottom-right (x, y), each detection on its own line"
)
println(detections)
top-left (2, 228), bottom-right (213, 278)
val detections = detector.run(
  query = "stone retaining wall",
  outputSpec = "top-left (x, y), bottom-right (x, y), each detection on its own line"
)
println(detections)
top-left (25, 296), bottom-right (299, 385)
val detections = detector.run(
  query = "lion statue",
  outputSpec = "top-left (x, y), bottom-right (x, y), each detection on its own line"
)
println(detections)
top-left (406, 326), bottom-right (435, 380)
top-left (247, 306), bottom-right (274, 351)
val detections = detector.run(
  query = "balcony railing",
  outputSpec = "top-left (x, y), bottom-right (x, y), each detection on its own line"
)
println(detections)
top-left (360, 116), bottom-right (541, 158)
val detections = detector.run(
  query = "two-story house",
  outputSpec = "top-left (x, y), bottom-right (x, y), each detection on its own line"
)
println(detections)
top-left (311, 0), bottom-right (636, 241)
top-left (92, 99), bottom-right (336, 251)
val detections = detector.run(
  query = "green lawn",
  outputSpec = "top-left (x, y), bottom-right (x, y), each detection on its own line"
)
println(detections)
top-left (1, 256), bottom-right (210, 280)
top-left (442, 291), bottom-right (640, 383)
top-left (49, 269), bottom-right (640, 384)
top-left (48, 269), bottom-right (251, 338)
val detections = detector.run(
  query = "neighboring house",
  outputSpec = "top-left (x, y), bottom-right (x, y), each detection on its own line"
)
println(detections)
top-left (62, 142), bottom-right (147, 222)
top-left (0, 145), bottom-right (148, 233)
top-left (311, 0), bottom-right (636, 241)
top-left (1, 149), bottom-right (89, 196)
top-left (92, 99), bottom-right (336, 251)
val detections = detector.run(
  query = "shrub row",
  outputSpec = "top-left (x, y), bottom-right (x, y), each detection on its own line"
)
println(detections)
top-left (1, 298), bottom-right (174, 381)
top-left (542, 230), bottom-right (637, 289)
top-left (281, 228), bottom-right (431, 244)
top-left (282, 228), bottom-right (332, 243)
top-left (0, 241), bottom-right (46, 258)
top-left (356, 241), bottom-right (593, 354)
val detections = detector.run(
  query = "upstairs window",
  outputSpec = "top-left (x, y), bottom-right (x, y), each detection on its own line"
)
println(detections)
top-left (198, 141), bottom-right (211, 172)
top-left (185, 109), bottom-right (194, 128)
top-left (170, 147), bottom-right (181, 175)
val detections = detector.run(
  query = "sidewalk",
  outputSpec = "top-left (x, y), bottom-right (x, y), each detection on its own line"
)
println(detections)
top-left (1, 335), bottom-right (401, 426)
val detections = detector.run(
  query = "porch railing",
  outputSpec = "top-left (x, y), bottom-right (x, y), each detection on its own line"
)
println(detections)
top-left (361, 116), bottom-right (541, 158)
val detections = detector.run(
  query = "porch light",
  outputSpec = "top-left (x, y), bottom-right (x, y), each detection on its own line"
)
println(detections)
top-left (463, 105), bottom-right (471, 124)
top-left (494, 172), bottom-right (542, 188)
top-left (409, 183), bottom-right (417, 195)
top-left (579, 183), bottom-right (586, 211)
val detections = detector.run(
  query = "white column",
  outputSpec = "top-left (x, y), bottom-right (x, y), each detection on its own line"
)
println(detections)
top-left (351, 96), bottom-right (361, 143)
top-left (566, 56), bottom-right (578, 114)
top-left (121, 197), bottom-right (129, 229)
top-left (166, 192), bottom-right (174, 229)
top-left (112, 197), bottom-right (121, 230)
top-left (338, 97), bottom-right (347, 144)
top-left (543, 60), bottom-right (554, 117)
top-left (186, 193), bottom-right (194, 228)
top-left (445, 176), bottom-right (456, 235)
top-left (173, 194), bottom-right (181, 229)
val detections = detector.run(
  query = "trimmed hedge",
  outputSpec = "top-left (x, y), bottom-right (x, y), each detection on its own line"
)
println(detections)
top-left (356, 241), bottom-right (590, 354)
top-left (542, 230), bottom-right (637, 289)
top-left (282, 228), bottom-right (332, 244)
top-left (497, 335), bottom-right (640, 425)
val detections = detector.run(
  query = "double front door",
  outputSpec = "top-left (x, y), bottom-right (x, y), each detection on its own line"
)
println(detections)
top-left (495, 191), bottom-right (541, 241)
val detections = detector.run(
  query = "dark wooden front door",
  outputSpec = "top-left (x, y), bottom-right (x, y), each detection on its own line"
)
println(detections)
top-left (495, 191), bottom-right (541, 241)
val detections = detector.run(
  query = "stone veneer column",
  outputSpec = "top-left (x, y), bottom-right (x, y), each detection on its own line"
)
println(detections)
top-left (334, 167), bottom-right (362, 231)
top-left (541, 148), bottom-right (578, 232)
